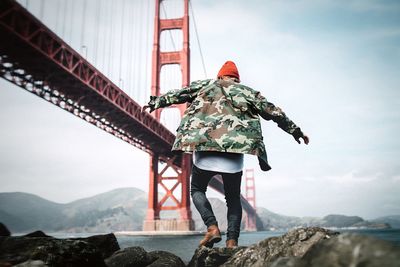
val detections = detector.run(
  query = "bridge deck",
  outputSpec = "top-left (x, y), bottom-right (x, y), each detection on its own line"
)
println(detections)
top-left (0, 0), bottom-right (260, 229)
top-left (0, 0), bottom-right (177, 161)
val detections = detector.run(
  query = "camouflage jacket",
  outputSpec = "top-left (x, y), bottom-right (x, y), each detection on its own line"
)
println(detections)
top-left (147, 79), bottom-right (304, 171)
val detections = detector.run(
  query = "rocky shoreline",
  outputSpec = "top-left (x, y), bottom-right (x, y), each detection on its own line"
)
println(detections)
top-left (1, 223), bottom-right (399, 267)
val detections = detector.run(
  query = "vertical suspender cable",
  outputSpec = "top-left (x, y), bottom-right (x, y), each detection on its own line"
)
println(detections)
top-left (102, 0), bottom-right (109, 74)
top-left (137, 0), bottom-right (144, 102)
top-left (55, 0), bottom-right (61, 34)
top-left (39, 0), bottom-right (44, 21)
top-left (126, 1), bottom-right (135, 97)
top-left (189, 0), bottom-right (207, 78)
top-left (94, 0), bottom-right (101, 67)
top-left (134, 0), bottom-right (141, 102)
top-left (62, 0), bottom-right (67, 39)
top-left (118, 0), bottom-right (126, 89)
top-left (107, 0), bottom-right (115, 79)
top-left (68, 1), bottom-right (74, 45)
top-left (80, 0), bottom-right (87, 58)
top-left (132, 1), bottom-right (140, 100)
top-left (160, 1), bottom-right (176, 51)
top-left (130, 1), bottom-right (136, 100)
top-left (144, 0), bottom-right (151, 103)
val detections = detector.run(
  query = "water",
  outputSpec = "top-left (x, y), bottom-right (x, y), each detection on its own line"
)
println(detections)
top-left (116, 229), bottom-right (400, 263)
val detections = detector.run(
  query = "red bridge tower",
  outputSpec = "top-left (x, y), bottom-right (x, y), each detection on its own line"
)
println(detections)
top-left (143, 0), bottom-right (194, 231)
top-left (244, 169), bottom-right (257, 231)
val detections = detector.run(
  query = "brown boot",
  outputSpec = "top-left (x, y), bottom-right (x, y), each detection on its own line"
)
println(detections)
top-left (226, 239), bottom-right (238, 248)
top-left (199, 225), bottom-right (221, 247)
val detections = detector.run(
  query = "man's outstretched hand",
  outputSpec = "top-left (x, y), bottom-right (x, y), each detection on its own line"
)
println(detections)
top-left (295, 134), bottom-right (309, 145)
top-left (142, 105), bottom-right (153, 113)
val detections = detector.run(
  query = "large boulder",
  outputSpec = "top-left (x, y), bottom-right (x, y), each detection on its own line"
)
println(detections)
top-left (0, 236), bottom-right (106, 266)
top-left (188, 227), bottom-right (338, 267)
top-left (188, 246), bottom-right (244, 267)
top-left (272, 233), bottom-right (400, 267)
top-left (14, 260), bottom-right (48, 266)
top-left (105, 247), bottom-right (155, 267)
top-left (0, 232), bottom-right (119, 266)
top-left (105, 247), bottom-right (186, 267)
top-left (147, 251), bottom-right (186, 267)
top-left (0, 222), bottom-right (11, 236)
top-left (74, 233), bottom-right (120, 259)
top-left (222, 227), bottom-right (338, 267)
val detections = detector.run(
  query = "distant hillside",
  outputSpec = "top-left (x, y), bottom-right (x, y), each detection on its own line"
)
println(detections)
top-left (191, 198), bottom-right (228, 231)
top-left (0, 188), bottom-right (147, 233)
top-left (257, 209), bottom-right (392, 230)
top-left (257, 207), bottom-right (306, 230)
top-left (321, 214), bottom-right (364, 228)
top-left (372, 215), bottom-right (400, 228)
top-left (61, 187), bottom-right (147, 232)
top-left (0, 192), bottom-right (65, 232)
top-left (0, 189), bottom-right (397, 233)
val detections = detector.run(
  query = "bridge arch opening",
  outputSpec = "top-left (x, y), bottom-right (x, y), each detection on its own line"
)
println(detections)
top-left (159, 64), bottom-right (182, 132)
top-left (160, 29), bottom-right (183, 52)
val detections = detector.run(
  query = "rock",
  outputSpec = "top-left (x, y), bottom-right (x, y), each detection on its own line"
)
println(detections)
top-left (105, 247), bottom-right (155, 267)
top-left (24, 231), bottom-right (52, 238)
top-left (188, 246), bottom-right (245, 267)
top-left (14, 260), bottom-right (47, 266)
top-left (74, 233), bottom-right (120, 259)
top-left (222, 227), bottom-right (338, 267)
top-left (0, 234), bottom-right (110, 266)
top-left (269, 257), bottom-right (300, 267)
top-left (105, 247), bottom-right (187, 267)
top-left (147, 251), bottom-right (186, 267)
top-left (0, 223), bottom-right (11, 236)
top-left (285, 233), bottom-right (400, 267)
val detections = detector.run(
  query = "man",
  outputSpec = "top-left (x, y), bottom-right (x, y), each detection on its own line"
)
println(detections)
top-left (143, 61), bottom-right (309, 248)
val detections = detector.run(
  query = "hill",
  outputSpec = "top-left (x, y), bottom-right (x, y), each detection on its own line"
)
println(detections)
top-left (0, 188), bottom-right (147, 233)
top-left (372, 215), bottom-right (400, 229)
top-left (0, 188), bottom-right (396, 233)
top-left (0, 192), bottom-right (65, 232)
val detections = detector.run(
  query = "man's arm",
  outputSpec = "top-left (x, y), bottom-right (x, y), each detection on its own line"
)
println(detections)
top-left (251, 91), bottom-right (309, 144)
top-left (143, 79), bottom-right (211, 113)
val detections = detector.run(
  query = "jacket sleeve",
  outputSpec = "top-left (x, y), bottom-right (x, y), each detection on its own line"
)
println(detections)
top-left (147, 79), bottom-right (211, 111)
top-left (251, 91), bottom-right (304, 139)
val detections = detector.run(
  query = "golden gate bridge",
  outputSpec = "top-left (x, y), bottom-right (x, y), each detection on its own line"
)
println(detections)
top-left (0, 0), bottom-right (260, 232)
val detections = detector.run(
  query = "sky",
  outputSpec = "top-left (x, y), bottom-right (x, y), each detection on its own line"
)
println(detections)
top-left (1, 0), bottom-right (399, 220)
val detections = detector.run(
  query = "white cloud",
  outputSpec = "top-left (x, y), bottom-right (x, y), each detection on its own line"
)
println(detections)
top-left (2, 0), bottom-right (399, 219)
top-left (323, 172), bottom-right (378, 185)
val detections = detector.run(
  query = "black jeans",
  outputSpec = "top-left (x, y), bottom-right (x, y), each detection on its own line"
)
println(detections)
top-left (190, 165), bottom-right (243, 242)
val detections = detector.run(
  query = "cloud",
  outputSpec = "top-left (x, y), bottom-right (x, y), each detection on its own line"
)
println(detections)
top-left (392, 175), bottom-right (400, 183)
top-left (2, 0), bottom-right (399, 219)
top-left (323, 172), bottom-right (378, 185)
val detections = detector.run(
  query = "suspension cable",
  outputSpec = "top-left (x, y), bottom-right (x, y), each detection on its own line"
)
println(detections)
top-left (80, 0), bottom-right (87, 57)
top-left (118, 0), bottom-right (126, 89)
top-left (107, 0), bottom-right (115, 79)
top-left (39, 0), bottom-right (44, 20)
top-left (68, 1), bottom-right (74, 44)
top-left (138, 0), bottom-right (144, 102)
top-left (61, 0), bottom-right (67, 38)
top-left (93, 0), bottom-right (101, 66)
top-left (160, 1), bottom-right (177, 51)
top-left (144, 0), bottom-right (151, 103)
top-left (189, 0), bottom-right (207, 78)
top-left (55, 0), bottom-right (61, 34)
top-left (126, 0), bottom-right (135, 97)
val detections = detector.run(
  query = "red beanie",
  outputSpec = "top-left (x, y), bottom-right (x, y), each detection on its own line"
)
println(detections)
top-left (217, 61), bottom-right (240, 81)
